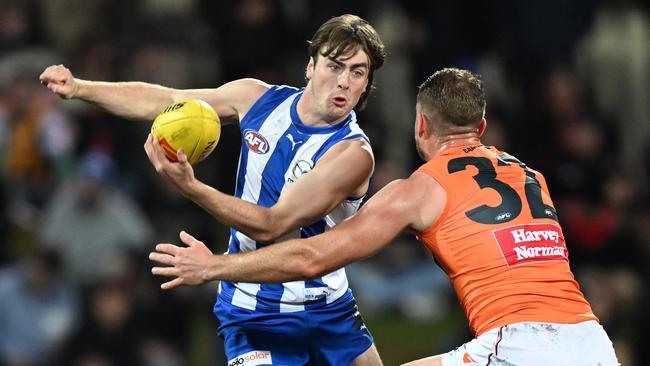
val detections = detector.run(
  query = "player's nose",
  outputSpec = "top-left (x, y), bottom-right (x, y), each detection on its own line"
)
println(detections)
top-left (337, 70), bottom-right (350, 89)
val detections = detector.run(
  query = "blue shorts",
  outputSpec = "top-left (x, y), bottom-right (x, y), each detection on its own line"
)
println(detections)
top-left (214, 292), bottom-right (374, 365)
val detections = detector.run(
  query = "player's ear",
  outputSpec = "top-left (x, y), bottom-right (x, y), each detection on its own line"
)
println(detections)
top-left (305, 57), bottom-right (315, 81)
top-left (478, 118), bottom-right (487, 137)
top-left (417, 112), bottom-right (430, 138)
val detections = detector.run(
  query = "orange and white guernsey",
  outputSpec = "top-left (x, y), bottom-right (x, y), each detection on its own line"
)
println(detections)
top-left (416, 144), bottom-right (597, 336)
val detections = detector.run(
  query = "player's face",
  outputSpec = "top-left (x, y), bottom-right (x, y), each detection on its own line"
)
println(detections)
top-left (306, 47), bottom-right (369, 123)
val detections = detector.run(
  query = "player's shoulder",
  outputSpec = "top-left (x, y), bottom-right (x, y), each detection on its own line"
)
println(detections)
top-left (319, 138), bottom-right (373, 166)
top-left (245, 81), bottom-right (303, 109)
top-left (234, 80), bottom-right (303, 122)
top-left (225, 78), bottom-right (272, 97)
top-left (209, 79), bottom-right (272, 119)
top-left (233, 79), bottom-right (303, 97)
top-left (312, 139), bottom-right (374, 187)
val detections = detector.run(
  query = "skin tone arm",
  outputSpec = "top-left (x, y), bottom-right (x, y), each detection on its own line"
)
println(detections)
top-left (38, 64), bottom-right (268, 123)
top-left (149, 171), bottom-right (447, 288)
top-left (144, 134), bottom-right (375, 242)
top-left (41, 66), bottom-right (374, 243)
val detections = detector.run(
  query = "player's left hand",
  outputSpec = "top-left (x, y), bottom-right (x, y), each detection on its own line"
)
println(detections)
top-left (149, 231), bottom-right (215, 289)
top-left (144, 134), bottom-right (196, 192)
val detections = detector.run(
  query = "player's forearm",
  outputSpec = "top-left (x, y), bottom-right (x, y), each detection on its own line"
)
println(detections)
top-left (184, 180), bottom-right (282, 242)
top-left (205, 239), bottom-right (322, 283)
top-left (74, 79), bottom-right (177, 121)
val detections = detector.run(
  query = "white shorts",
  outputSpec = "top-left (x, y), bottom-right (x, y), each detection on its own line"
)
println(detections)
top-left (441, 320), bottom-right (619, 366)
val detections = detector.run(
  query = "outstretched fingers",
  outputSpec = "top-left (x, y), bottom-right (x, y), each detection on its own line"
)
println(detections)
top-left (180, 230), bottom-right (200, 247)
top-left (149, 250), bottom-right (175, 266)
top-left (149, 231), bottom-right (212, 290)
top-left (161, 278), bottom-right (184, 290)
top-left (155, 243), bottom-right (182, 256)
top-left (149, 244), bottom-right (182, 289)
top-left (151, 266), bottom-right (177, 277)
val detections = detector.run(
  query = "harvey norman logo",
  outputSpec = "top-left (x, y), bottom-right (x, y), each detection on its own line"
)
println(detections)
top-left (492, 223), bottom-right (568, 267)
top-left (228, 351), bottom-right (272, 366)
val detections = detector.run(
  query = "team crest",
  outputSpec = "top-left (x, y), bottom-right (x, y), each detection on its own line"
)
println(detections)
top-left (244, 129), bottom-right (269, 154)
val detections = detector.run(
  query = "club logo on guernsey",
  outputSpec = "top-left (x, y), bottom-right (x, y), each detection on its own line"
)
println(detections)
top-left (492, 223), bottom-right (568, 267)
top-left (228, 351), bottom-right (272, 366)
top-left (289, 159), bottom-right (313, 183)
top-left (244, 129), bottom-right (269, 154)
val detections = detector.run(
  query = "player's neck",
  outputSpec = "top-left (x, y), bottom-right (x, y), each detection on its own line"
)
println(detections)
top-left (432, 133), bottom-right (482, 157)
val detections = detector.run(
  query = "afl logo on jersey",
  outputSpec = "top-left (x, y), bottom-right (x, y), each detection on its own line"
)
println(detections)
top-left (244, 129), bottom-right (269, 154)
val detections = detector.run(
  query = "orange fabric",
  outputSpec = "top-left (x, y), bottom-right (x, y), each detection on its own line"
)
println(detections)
top-left (416, 144), bottom-right (597, 336)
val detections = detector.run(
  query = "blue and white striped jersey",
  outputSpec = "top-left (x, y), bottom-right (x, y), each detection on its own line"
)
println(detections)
top-left (216, 85), bottom-right (369, 313)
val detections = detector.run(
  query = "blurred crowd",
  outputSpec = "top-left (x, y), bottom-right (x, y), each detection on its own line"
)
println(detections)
top-left (0, 0), bottom-right (648, 365)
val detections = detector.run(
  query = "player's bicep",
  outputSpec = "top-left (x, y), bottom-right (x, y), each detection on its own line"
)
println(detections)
top-left (311, 178), bottom-right (426, 272)
top-left (173, 79), bottom-right (270, 125)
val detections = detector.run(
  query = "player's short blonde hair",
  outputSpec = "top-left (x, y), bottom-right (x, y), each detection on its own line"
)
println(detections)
top-left (418, 68), bottom-right (486, 131)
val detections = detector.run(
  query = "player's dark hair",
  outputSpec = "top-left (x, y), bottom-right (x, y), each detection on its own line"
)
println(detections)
top-left (308, 14), bottom-right (386, 110)
top-left (417, 68), bottom-right (486, 130)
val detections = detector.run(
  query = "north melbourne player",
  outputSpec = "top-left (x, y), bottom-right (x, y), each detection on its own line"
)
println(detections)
top-left (41, 14), bottom-right (386, 366)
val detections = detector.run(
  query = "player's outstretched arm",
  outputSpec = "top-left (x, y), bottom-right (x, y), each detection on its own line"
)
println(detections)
top-left (39, 64), bottom-right (268, 123)
top-left (149, 172), bottom-right (446, 287)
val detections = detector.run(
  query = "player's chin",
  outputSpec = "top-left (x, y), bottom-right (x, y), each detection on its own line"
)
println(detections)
top-left (327, 104), bottom-right (351, 118)
top-left (325, 111), bottom-right (348, 123)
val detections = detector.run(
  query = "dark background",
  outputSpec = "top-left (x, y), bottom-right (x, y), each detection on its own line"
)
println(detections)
top-left (0, 0), bottom-right (648, 365)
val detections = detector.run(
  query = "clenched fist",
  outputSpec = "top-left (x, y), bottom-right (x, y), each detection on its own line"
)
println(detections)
top-left (39, 64), bottom-right (79, 99)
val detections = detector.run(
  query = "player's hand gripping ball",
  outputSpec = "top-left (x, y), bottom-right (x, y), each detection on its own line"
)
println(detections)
top-left (151, 100), bottom-right (221, 165)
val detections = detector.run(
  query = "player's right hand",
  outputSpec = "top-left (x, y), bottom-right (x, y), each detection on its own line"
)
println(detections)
top-left (39, 64), bottom-right (79, 99)
top-left (149, 231), bottom-right (215, 290)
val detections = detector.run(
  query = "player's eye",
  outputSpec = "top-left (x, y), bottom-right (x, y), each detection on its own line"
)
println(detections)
top-left (352, 69), bottom-right (366, 78)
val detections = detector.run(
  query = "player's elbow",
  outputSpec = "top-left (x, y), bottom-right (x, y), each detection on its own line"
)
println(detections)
top-left (247, 227), bottom-right (287, 243)
top-left (247, 231), bottom-right (275, 243)
top-left (247, 214), bottom-right (293, 243)
top-left (295, 246), bottom-right (330, 280)
top-left (299, 262), bottom-right (324, 281)
top-left (280, 245), bottom-right (328, 281)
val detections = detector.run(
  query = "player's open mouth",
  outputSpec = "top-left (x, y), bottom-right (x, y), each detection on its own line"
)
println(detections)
top-left (332, 96), bottom-right (347, 107)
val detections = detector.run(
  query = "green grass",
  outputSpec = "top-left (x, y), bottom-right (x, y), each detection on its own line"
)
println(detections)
top-left (365, 309), bottom-right (468, 365)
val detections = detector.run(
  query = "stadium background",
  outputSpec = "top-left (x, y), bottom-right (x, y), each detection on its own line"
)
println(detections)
top-left (0, 1), bottom-right (648, 365)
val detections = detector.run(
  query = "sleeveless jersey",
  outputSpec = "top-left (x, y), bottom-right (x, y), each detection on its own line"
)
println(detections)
top-left (217, 85), bottom-right (368, 313)
top-left (416, 144), bottom-right (597, 336)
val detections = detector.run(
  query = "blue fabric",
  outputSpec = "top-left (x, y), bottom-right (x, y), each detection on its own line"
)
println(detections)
top-left (216, 292), bottom-right (373, 366)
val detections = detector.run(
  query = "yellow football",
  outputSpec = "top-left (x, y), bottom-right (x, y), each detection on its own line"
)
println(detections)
top-left (151, 99), bottom-right (221, 165)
